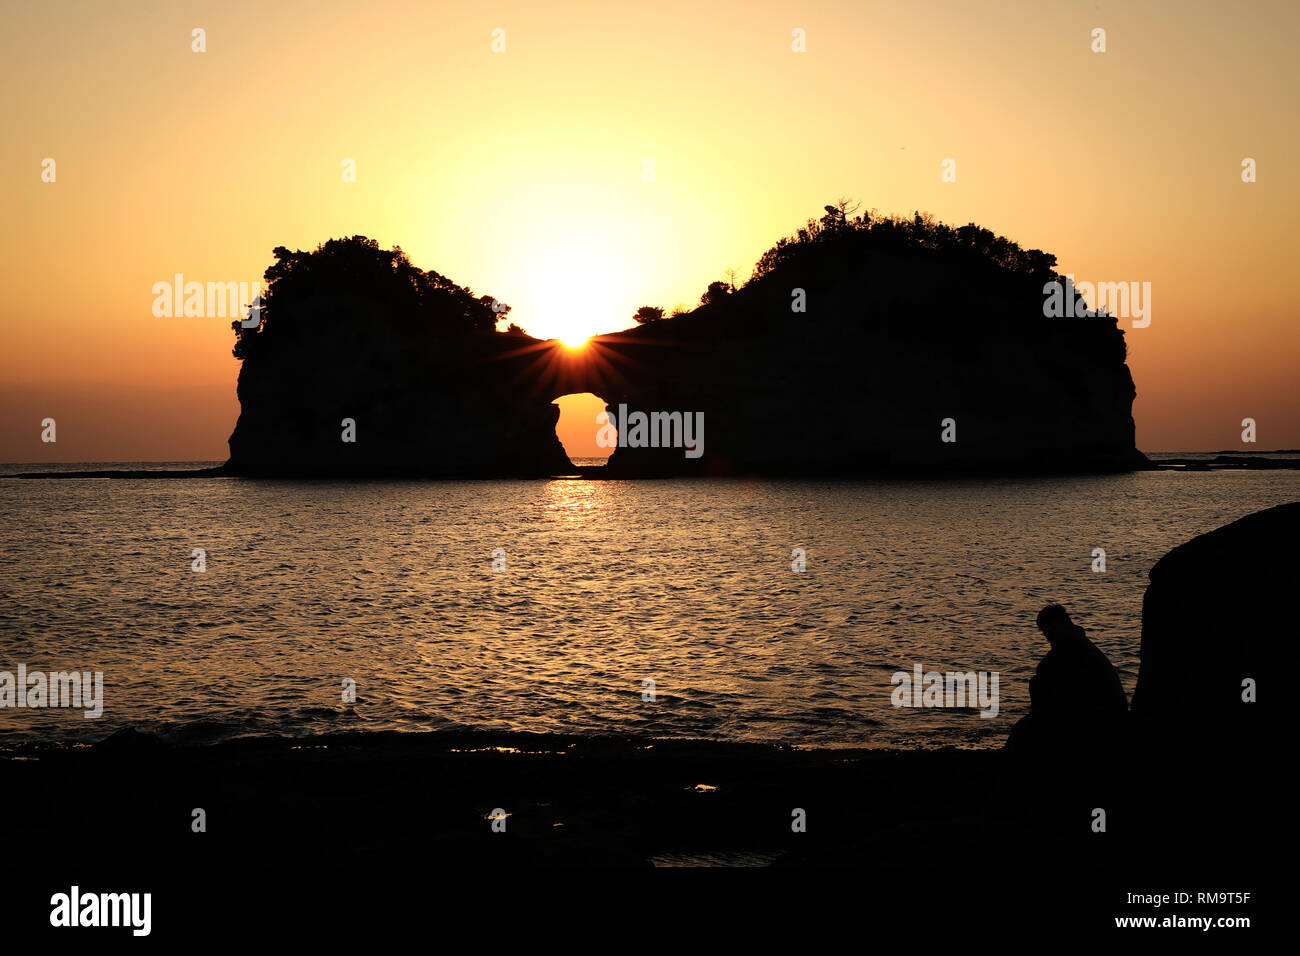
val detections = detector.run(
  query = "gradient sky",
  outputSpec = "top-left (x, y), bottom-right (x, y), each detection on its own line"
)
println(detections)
top-left (2, 0), bottom-right (1297, 461)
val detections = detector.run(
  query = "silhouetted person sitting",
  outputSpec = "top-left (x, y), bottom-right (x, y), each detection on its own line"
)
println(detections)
top-left (1029, 604), bottom-right (1127, 720)
top-left (1006, 604), bottom-right (1127, 764)
top-left (1001, 605), bottom-right (1133, 837)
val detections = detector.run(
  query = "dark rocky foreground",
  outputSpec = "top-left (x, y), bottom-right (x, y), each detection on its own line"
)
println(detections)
top-left (3, 731), bottom-right (1011, 873)
top-left (2, 721), bottom-right (1261, 933)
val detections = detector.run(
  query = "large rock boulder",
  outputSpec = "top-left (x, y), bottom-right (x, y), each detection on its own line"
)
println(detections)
top-left (1133, 502), bottom-right (1293, 724)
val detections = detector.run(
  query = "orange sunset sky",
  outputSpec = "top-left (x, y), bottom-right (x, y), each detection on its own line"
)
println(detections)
top-left (2, 0), bottom-right (1297, 462)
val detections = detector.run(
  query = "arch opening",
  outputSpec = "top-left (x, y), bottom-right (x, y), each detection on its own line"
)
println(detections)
top-left (553, 392), bottom-right (615, 470)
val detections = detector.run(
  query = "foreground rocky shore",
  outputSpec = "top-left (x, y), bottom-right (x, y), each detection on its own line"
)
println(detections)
top-left (3, 717), bottom-right (1263, 932)
top-left (5, 729), bottom-right (1004, 870)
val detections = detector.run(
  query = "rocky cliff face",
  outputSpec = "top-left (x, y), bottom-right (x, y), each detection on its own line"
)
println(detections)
top-left (224, 238), bottom-right (572, 478)
top-left (599, 254), bottom-right (1144, 476)
top-left (228, 326), bottom-right (572, 477)
top-left (225, 222), bottom-right (1147, 478)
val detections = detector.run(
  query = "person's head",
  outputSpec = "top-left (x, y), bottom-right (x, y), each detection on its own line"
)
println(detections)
top-left (1036, 603), bottom-right (1074, 645)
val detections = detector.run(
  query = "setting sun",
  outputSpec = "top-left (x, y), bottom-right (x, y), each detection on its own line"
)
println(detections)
top-left (496, 236), bottom-right (635, 346)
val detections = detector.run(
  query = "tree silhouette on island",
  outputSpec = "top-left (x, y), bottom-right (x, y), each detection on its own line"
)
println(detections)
top-left (224, 202), bottom-right (1146, 478)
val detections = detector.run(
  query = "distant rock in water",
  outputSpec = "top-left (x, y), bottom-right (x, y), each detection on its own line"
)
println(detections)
top-left (1133, 501), bottom-right (1291, 725)
top-left (225, 209), bottom-right (1149, 477)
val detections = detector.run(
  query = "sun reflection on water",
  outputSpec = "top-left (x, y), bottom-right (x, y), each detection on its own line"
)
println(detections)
top-left (543, 477), bottom-right (605, 518)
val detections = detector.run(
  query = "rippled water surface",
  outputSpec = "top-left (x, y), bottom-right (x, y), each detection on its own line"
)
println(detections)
top-left (2, 464), bottom-right (1296, 749)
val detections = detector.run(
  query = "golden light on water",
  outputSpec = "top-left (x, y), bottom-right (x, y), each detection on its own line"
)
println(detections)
top-left (543, 476), bottom-right (605, 517)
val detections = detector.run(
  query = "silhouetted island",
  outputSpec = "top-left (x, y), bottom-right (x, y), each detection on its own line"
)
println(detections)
top-left (222, 204), bottom-right (1149, 478)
